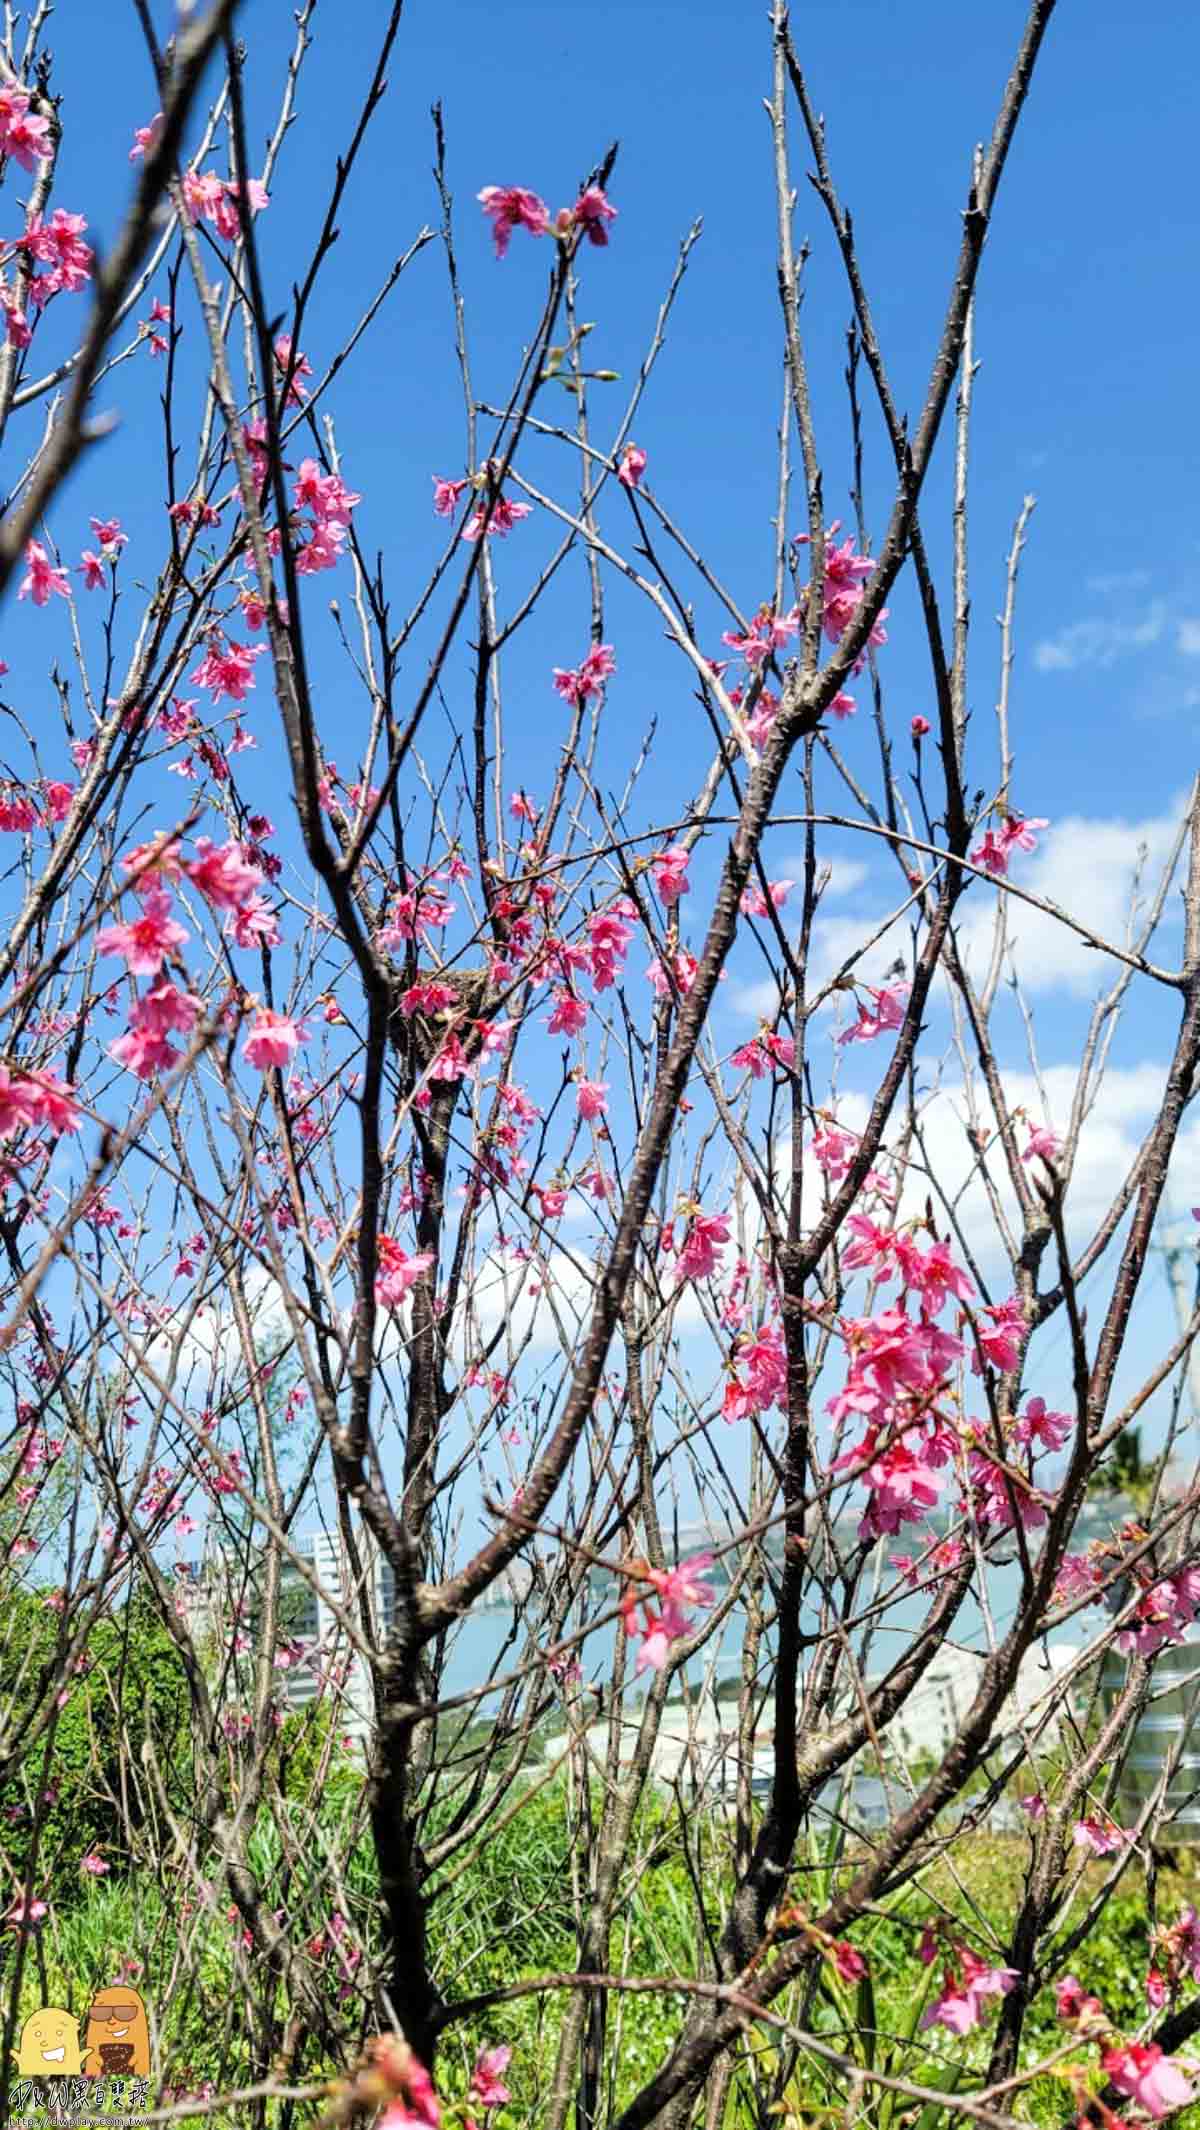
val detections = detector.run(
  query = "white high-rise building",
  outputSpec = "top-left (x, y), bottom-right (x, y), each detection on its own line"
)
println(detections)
top-left (279, 1529), bottom-right (396, 1747)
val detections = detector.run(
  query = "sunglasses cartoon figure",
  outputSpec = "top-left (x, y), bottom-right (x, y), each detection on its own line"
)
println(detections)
top-left (83, 1986), bottom-right (151, 2076)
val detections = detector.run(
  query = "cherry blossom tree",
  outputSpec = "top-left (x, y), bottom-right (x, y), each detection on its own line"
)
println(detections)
top-left (3, 4), bottom-right (1200, 2130)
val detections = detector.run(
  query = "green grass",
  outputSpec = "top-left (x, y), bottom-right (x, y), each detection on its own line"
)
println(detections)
top-left (5, 1780), bottom-right (1200, 2130)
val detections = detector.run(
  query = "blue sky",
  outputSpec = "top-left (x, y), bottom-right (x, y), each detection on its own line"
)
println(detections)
top-left (7, 0), bottom-right (1200, 1531)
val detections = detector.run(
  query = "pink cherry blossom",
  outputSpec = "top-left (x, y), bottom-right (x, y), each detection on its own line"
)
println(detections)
top-left (652, 844), bottom-right (690, 905)
top-left (621, 1552), bottom-right (713, 1673)
top-left (618, 442), bottom-right (646, 489)
top-left (1103, 2045), bottom-right (1196, 2120)
top-left (577, 1078), bottom-right (608, 1121)
top-left (812, 1118), bottom-right (856, 1178)
top-left (243, 1009), bottom-right (307, 1071)
top-left (183, 169), bottom-right (269, 240)
top-left (740, 878), bottom-right (794, 919)
top-left (1014, 1396), bottom-right (1072, 1451)
top-left (96, 887), bottom-right (188, 975)
top-left (372, 2045), bottom-right (441, 2130)
top-left (18, 538), bottom-right (70, 606)
top-left (183, 837), bottom-right (264, 911)
top-left (1073, 1816), bottom-right (1127, 1856)
top-left (274, 334), bottom-right (312, 405)
top-left (1023, 1123), bottom-right (1061, 1164)
top-left (1117, 1569), bottom-right (1200, 1656)
top-left (0, 84), bottom-right (51, 170)
top-left (144, 295), bottom-right (172, 354)
top-left (80, 1851), bottom-right (109, 1876)
top-left (469, 2046), bottom-right (512, 2110)
top-left (129, 113), bottom-right (164, 160)
top-left (114, 981), bottom-right (189, 1078)
top-left (432, 475), bottom-right (468, 517)
top-left (676, 1211), bottom-right (730, 1282)
top-left (190, 639), bottom-right (265, 704)
top-left (477, 185), bottom-right (550, 256)
top-left (646, 948), bottom-right (699, 1000)
top-left (375, 1238), bottom-right (436, 1307)
top-left (569, 185), bottom-right (617, 245)
top-left (1055, 1975), bottom-right (1106, 2025)
top-left (21, 209), bottom-right (94, 301)
top-left (553, 643), bottom-right (617, 707)
top-left (722, 606), bottom-right (799, 667)
top-left (971, 1293), bottom-right (1025, 1375)
top-left (461, 493), bottom-right (532, 542)
top-left (90, 516), bottom-right (127, 555)
top-left (547, 990), bottom-right (588, 1037)
top-left (430, 1033), bottom-right (469, 1082)
top-left (2, 291), bottom-right (31, 347)
top-left (795, 524), bottom-right (887, 665)
top-left (921, 1948), bottom-right (1018, 2035)
top-left (5, 1894), bottom-right (48, 1928)
top-left (838, 980), bottom-right (910, 1046)
top-left (731, 1029), bottom-right (796, 1079)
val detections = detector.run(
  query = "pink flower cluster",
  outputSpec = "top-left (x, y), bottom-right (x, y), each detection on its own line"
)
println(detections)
top-left (18, 539), bottom-right (70, 606)
top-left (1056, 1971), bottom-right (1198, 2118)
top-left (730, 1028), bottom-right (795, 1079)
top-left (101, 836), bottom-right (282, 1077)
top-left (374, 1237), bottom-right (436, 1308)
top-left (920, 1936), bottom-right (1018, 2035)
top-left (1116, 1566), bottom-right (1200, 1656)
top-left (721, 605), bottom-right (799, 668)
top-left (838, 980), bottom-right (910, 1046)
top-left (478, 182), bottom-right (617, 257)
top-left (461, 489), bottom-right (531, 542)
top-left (553, 643), bottom-right (616, 709)
top-left (722, 1321), bottom-right (787, 1424)
top-left (620, 1554), bottom-right (714, 1674)
top-left (367, 2040), bottom-right (441, 2130)
top-left (970, 811), bottom-right (1049, 877)
top-left (669, 1209), bottom-right (730, 1284)
top-left (0, 1064), bottom-right (79, 1140)
top-left (829, 1268), bottom-right (963, 1541)
top-left (469, 2046), bottom-right (512, 2111)
top-left (190, 636), bottom-right (266, 705)
top-left (651, 843), bottom-right (690, 905)
top-left (243, 1008), bottom-right (307, 1071)
top-left (294, 456), bottom-right (360, 575)
top-left (18, 208), bottom-right (94, 304)
top-left (182, 169), bottom-right (270, 241)
top-left (1103, 2046), bottom-right (1196, 2120)
top-left (0, 82), bottom-right (51, 169)
top-left (799, 523), bottom-right (889, 693)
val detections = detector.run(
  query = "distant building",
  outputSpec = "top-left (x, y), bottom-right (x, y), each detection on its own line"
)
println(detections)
top-left (173, 1530), bottom-right (395, 1750)
top-left (277, 1530), bottom-right (395, 1746)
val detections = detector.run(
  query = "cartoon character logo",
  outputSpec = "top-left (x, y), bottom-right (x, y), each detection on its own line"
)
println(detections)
top-left (13, 2006), bottom-right (87, 2076)
top-left (83, 1986), bottom-right (151, 2077)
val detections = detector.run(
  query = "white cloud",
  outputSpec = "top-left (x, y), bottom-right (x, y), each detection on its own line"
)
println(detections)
top-left (822, 856), bottom-right (870, 899)
top-left (897, 1060), bottom-right (1182, 1271)
top-left (951, 799), bottom-right (1187, 995)
top-left (1177, 618), bottom-right (1200, 657)
top-left (1085, 569), bottom-right (1151, 596)
top-left (774, 854), bottom-right (870, 901)
top-left (1033, 600), bottom-right (1166, 674)
top-left (733, 801), bottom-right (1188, 1010)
